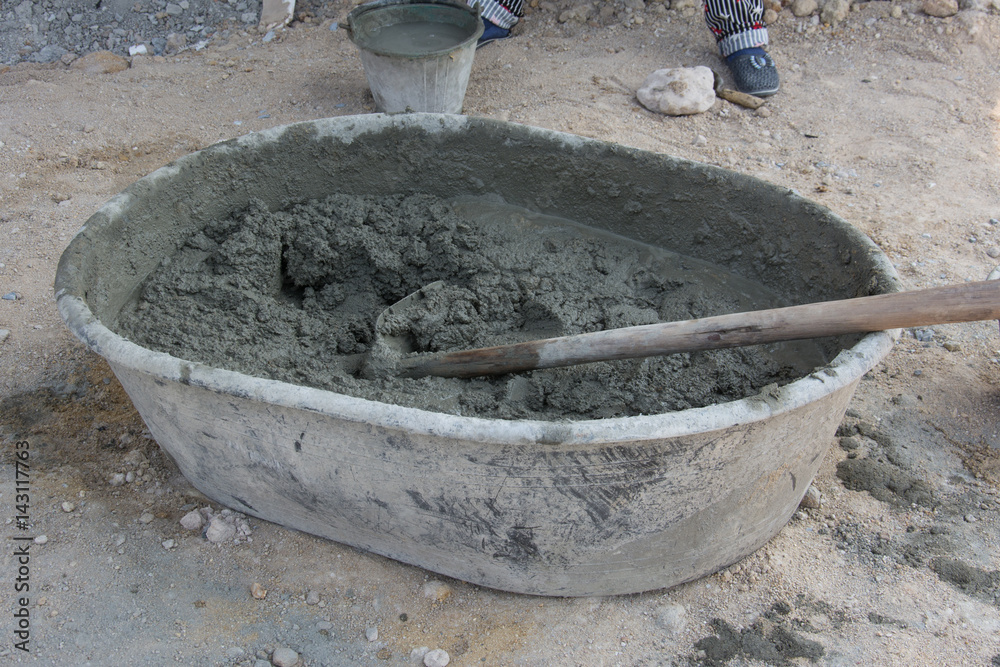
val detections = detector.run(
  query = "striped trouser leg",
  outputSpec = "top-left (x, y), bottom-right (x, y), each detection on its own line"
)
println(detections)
top-left (702, 0), bottom-right (769, 57)
top-left (467, 0), bottom-right (524, 29)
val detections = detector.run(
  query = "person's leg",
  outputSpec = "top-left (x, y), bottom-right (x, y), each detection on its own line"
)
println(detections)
top-left (703, 0), bottom-right (779, 96)
top-left (468, 0), bottom-right (523, 46)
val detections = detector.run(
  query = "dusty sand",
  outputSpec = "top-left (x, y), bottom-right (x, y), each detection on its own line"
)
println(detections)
top-left (2, 1), bottom-right (1000, 665)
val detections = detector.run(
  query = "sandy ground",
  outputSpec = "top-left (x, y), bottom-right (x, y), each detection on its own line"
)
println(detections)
top-left (2, 1), bottom-right (1000, 665)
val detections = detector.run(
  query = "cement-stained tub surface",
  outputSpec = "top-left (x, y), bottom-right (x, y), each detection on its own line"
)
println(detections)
top-left (55, 114), bottom-right (899, 596)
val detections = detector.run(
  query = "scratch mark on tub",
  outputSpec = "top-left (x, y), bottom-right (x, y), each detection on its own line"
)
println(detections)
top-left (406, 489), bottom-right (433, 511)
top-left (232, 495), bottom-right (256, 511)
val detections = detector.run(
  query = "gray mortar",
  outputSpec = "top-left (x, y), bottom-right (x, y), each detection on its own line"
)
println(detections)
top-left (114, 192), bottom-right (822, 420)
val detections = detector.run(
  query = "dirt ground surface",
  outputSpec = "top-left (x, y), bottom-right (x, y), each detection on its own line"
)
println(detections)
top-left (2, 1), bottom-right (1000, 666)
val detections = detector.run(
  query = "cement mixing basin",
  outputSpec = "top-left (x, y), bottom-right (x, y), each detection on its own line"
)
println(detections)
top-left (55, 114), bottom-right (899, 596)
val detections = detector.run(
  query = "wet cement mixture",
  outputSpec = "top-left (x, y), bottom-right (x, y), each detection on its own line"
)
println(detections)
top-left (116, 192), bottom-right (813, 420)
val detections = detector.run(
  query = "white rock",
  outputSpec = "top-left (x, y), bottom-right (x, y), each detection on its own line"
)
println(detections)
top-left (792, 0), bottom-right (818, 16)
top-left (205, 516), bottom-right (236, 543)
top-left (410, 647), bottom-right (430, 662)
top-left (161, 539), bottom-right (175, 550)
top-left (271, 647), bottom-right (299, 667)
top-left (61, 502), bottom-right (76, 513)
top-left (637, 67), bottom-right (716, 116)
top-left (922, 0), bottom-right (958, 16)
top-left (109, 473), bottom-right (126, 487)
top-left (306, 590), bottom-right (320, 605)
top-left (366, 626), bottom-right (379, 641)
top-left (34, 535), bottom-right (48, 544)
top-left (656, 603), bottom-right (688, 636)
top-left (821, 0), bottom-right (851, 24)
top-left (799, 485), bottom-right (822, 509)
top-left (422, 580), bottom-right (453, 602)
top-left (180, 510), bottom-right (204, 531)
top-left (423, 649), bottom-right (450, 667)
top-left (139, 512), bottom-right (155, 524)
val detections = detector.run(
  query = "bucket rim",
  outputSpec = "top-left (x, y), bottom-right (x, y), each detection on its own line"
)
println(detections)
top-left (346, 0), bottom-right (485, 59)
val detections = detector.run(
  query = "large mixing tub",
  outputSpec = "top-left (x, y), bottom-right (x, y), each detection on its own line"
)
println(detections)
top-left (55, 114), bottom-right (898, 596)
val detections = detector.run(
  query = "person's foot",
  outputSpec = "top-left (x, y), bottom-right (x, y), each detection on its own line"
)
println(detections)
top-left (725, 48), bottom-right (779, 97)
top-left (477, 18), bottom-right (510, 48)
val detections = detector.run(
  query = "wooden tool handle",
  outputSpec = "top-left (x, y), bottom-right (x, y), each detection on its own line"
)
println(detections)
top-left (397, 280), bottom-right (1000, 379)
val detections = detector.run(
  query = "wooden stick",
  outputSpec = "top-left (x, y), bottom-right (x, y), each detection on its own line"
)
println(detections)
top-left (397, 280), bottom-right (1000, 379)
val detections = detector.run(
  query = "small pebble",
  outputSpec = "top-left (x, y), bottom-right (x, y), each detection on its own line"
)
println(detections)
top-left (271, 647), bottom-right (299, 667)
top-left (161, 539), bottom-right (175, 550)
top-left (943, 342), bottom-right (962, 352)
top-left (2, 292), bottom-right (18, 301)
top-left (179, 510), bottom-right (203, 531)
top-left (306, 590), bottom-right (320, 605)
top-left (61, 502), bottom-right (76, 513)
top-left (799, 485), bottom-right (822, 509)
top-left (139, 512), bottom-right (155, 524)
top-left (109, 473), bottom-right (126, 487)
top-left (656, 603), bottom-right (688, 636)
top-left (410, 647), bottom-right (430, 662)
top-left (366, 626), bottom-right (379, 642)
top-left (205, 516), bottom-right (236, 543)
top-left (986, 247), bottom-right (1000, 258)
top-left (423, 648), bottom-right (450, 667)
top-left (0, 329), bottom-right (9, 343)
top-left (34, 535), bottom-right (48, 544)
top-left (422, 580), bottom-right (453, 602)
top-left (990, 218), bottom-right (1000, 226)
top-left (251, 582), bottom-right (268, 600)
top-left (965, 514), bottom-right (978, 523)
top-left (125, 471), bottom-right (136, 483)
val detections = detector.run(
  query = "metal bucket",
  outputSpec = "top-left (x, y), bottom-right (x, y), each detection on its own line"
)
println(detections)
top-left (345, 0), bottom-right (484, 114)
top-left (54, 114), bottom-right (900, 596)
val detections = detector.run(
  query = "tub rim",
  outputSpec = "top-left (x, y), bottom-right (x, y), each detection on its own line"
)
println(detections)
top-left (54, 113), bottom-right (901, 447)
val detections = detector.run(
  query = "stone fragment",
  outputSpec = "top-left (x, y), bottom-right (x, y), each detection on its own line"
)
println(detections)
top-left (271, 647), bottom-right (299, 667)
top-left (422, 580), bottom-right (453, 602)
top-left (305, 590), bottom-right (320, 605)
top-left (791, 0), bottom-right (818, 16)
top-left (923, 0), bottom-right (959, 16)
top-left (251, 582), bottom-right (268, 599)
top-left (70, 50), bottom-right (129, 74)
top-left (656, 603), bottom-right (688, 636)
top-left (423, 649), bottom-right (450, 667)
top-left (180, 510), bottom-right (203, 530)
top-left (799, 485), bottom-right (822, 509)
top-left (821, 0), bottom-right (851, 24)
top-left (260, 0), bottom-right (295, 29)
top-left (637, 67), bottom-right (716, 116)
top-left (205, 516), bottom-right (236, 543)
top-left (366, 626), bottom-right (379, 641)
top-left (139, 512), bottom-right (155, 524)
top-left (61, 502), bottom-right (76, 513)
top-left (165, 32), bottom-right (187, 54)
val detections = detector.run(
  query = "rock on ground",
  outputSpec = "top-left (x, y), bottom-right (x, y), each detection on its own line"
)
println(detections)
top-left (637, 66), bottom-right (717, 116)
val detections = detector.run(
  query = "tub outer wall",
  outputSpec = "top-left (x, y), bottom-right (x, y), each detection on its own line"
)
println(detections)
top-left (55, 114), bottom-right (899, 596)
